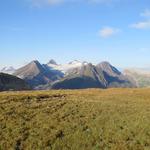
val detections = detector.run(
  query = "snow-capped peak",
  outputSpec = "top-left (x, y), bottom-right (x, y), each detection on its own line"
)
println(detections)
top-left (0, 66), bottom-right (16, 74)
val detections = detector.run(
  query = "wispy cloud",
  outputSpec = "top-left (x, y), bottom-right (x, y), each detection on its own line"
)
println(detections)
top-left (130, 21), bottom-right (150, 29)
top-left (28, 0), bottom-right (120, 7)
top-left (29, 0), bottom-right (64, 7)
top-left (130, 9), bottom-right (150, 30)
top-left (98, 26), bottom-right (121, 38)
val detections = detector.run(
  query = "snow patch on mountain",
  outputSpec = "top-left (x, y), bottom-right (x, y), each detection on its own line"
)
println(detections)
top-left (0, 66), bottom-right (16, 74)
top-left (47, 60), bottom-right (88, 74)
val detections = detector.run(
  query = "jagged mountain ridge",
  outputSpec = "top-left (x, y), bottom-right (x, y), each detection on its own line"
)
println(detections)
top-left (51, 61), bottom-right (136, 89)
top-left (10, 59), bottom-right (136, 89)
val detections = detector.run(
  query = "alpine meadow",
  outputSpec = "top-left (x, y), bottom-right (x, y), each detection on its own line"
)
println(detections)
top-left (1, 89), bottom-right (150, 150)
top-left (1, 0), bottom-right (150, 149)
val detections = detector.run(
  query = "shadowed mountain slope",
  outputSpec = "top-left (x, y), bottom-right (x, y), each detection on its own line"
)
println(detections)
top-left (0, 73), bottom-right (30, 91)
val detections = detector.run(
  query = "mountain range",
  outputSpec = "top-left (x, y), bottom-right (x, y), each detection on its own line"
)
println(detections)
top-left (0, 59), bottom-right (137, 91)
top-left (13, 60), bottom-right (63, 89)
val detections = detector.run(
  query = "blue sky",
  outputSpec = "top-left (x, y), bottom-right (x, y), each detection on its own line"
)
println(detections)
top-left (0, 0), bottom-right (150, 69)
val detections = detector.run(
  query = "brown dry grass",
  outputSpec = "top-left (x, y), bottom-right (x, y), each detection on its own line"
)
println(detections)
top-left (0, 88), bottom-right (150, 150)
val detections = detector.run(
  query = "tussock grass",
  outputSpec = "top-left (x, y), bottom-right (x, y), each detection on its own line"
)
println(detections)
top-left (0, 88), bottom-right (150, 150)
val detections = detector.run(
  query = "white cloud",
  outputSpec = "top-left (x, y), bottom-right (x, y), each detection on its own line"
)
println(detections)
top-left (130, 9), bottom-right (150, 30)
top-left (130, 21), bottom-right (150, 29)
top-left (140, 9), bottom-right (150, 17)
top-left (99, 26), bottom-right (121, 38)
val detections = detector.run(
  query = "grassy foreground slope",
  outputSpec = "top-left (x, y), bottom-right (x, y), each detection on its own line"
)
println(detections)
top-left (0, 89), bottom-right (150, 150)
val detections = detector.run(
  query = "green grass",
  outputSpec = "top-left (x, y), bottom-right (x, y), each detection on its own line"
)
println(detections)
top-left (0, 89), bottom-right (150, 150)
